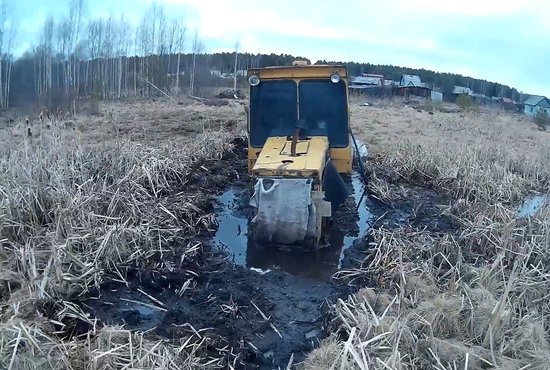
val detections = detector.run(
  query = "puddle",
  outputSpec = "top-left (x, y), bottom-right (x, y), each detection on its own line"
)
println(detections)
top-left (83, 140), bottom-right (370, 369)
top-left (339, 172), bottom-right (373, 266)
top-left (518, 195), bottom-right (547, 218)
top-left (212, 188), bottom-right (249, 265)
top-left (211, 172), bottom-right (373, 280)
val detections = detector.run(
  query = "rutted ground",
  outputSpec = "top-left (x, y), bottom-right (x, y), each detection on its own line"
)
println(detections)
top-left (0, 99), bottom-right (253, 369)
top-left (1, 96), bottom-right (548, 369)
top-left (83, 138), bottom-right (458, 368)
top-left (83, 140), bottom-right (365, 368)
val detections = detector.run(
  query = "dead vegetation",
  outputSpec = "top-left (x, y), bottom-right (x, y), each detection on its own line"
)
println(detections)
top-left (0, 100), bottom-right (246, 369)
top-left (1, 97), bottom-right (246, 147)
top-left (303, 98), bottom-right (550, 369)
top-left (2, 95), bottom-right (550, 369)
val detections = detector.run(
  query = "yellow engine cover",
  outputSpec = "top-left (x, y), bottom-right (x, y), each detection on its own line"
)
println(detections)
top-left (251, 136), bottom-right (329, 178)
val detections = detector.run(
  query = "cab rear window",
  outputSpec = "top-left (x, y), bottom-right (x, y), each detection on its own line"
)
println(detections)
top-left (249, 79), bottom-right (349, 148)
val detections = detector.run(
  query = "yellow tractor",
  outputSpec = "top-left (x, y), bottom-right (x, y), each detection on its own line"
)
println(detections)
top-left (246, 61), bottom-right (355, 247)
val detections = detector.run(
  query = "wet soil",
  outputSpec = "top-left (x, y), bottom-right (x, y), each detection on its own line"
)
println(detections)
top-left (86, 261), bottom-right (353, 368)
top-left (373, 185), bottom-right (456, 232)
top-left (81, 142), bottom-right (458, 369)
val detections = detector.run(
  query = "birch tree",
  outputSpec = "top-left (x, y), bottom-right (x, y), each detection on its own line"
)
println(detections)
top-left (189, 30), bottom-right (203, 97)
top-left (233, 40), bottom-right (240, 91)
top-left (35, 18), bottom-right (54, 105)
top-left (171, 20), bottom-right (186, 95)
top-left (0, 0), bottom-right (16, 108)
top-left (69, 0), bottom-right (85, 95)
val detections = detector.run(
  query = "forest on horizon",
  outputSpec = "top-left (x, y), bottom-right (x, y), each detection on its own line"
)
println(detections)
top-left (0, 0), bottom-right (526, 110)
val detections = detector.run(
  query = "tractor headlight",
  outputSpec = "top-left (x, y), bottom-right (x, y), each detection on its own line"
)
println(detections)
top-left (248, 74), bottom-right (260, 86)
top-left (330, 72), bottom-right (341, 83)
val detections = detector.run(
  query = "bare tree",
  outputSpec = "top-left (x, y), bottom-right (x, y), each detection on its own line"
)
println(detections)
top-left (56, 19), bottom-right (71, 94)
top-left (166, 19), bottom-right (178, 93)
top-left (133, 26), bottom-right (139, 96)
top-left (0, 0), bottom-right (17, 108)
top-left (136, 13), bottom-right (151, 95)
top-left (115, 16), bottom-right (131, 99)
top-left (233, 40), bottom-right (240, 92)
top-left (135, 3), bottom-right (167, 96)
top-left (69, 0), bottom-right (85, 96)
top-left (35, 17), bottom-right (54, 105)
top-left (189, 30), bottom-right (203, 97)
top-left (21, 2), bottom-right (191, 104)
top-left (171, 20), bottom-right (186, 95)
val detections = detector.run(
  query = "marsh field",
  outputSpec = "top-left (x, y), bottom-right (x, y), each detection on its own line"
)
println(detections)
top-left (0, 95), bottom-right (549, 369)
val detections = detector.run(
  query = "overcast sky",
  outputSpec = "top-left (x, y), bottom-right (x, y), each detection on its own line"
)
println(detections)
top-left (13, 0), bottom-right (550, 96)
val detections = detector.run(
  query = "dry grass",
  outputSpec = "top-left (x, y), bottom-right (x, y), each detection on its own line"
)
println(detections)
top-left (350, 95), bottom-right (549, 159)
top-left (3, 94), bottom-right (550, 369)
top-left (1, 98), bottom-right (246, 148)
top-left (0, 99), bottom-right (245, 369)
top-left (303, 98), bottom-right (550, 369)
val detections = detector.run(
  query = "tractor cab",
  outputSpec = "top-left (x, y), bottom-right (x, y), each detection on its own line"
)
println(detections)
top-left (245, 62), bottom-right (352, 247)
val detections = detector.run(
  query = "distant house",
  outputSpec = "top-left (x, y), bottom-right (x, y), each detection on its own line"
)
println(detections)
top-left (443, 85), bottom-right (474, 103)
top-left (349, 76), bottom-right (379, 88)
top-left (431, 91), bottom-right (443, 102)
top-left (398, 75), bottom-right (427, 88)
top-left (452, 86), bottom-right (473, 95)
top-left (471, 93), bottom-right (490, 105)
top-left (350, 74), bottom-right (384, 89)
top-left (219, 70), bottom-right (247, 79)
top-left (363, 73), bottom-right (384, 78)
top-left (487, 96), bottom-right (519, 111)
top-left (523, 95), bottom-right (550, 117)
top-left (397, 74), bottom-right (430, 98)
top-left (349, 74), bottom-right (393, 98)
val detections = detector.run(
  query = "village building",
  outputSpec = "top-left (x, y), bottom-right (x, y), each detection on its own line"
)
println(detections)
top-left (522, 95), bottom-right (550, 117)
top-left (349, 74), bottom-right (384, 89)
top-left (397, 74), bottom-right (430, 98)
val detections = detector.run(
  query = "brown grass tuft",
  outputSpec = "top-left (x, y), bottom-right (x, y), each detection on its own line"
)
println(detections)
top-left (303, 101), bottom-right (550, 369)
top-left (0, 100), bottom-right (245, 368)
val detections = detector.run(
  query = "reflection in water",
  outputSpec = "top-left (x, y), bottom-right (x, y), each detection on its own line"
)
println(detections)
top-left (518, 195), bottom-right (547, 218)
top-left (213, 189), bottom-right (249, 265)
top-left (246, 243), bottom-right (342, 281)
top-left (212, 173), bottom-right (373, 281)
top-left (340, 173), bottom-right (372, 267)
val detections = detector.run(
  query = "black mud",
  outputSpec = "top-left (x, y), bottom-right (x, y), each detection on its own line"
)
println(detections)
top-left (80, 142), bottom-right (457, 369)
top-left (86, 261), bottom-right (355, 368)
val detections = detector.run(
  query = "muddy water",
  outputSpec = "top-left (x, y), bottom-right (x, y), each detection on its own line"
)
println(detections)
top-left (211, 172), bottom-right (373, 281)
top-left (86, 287), bottom-right (164, 332)
top-left (213, 188), bottom-right (249, 265)
top-left (339, 173), bottom-right (372, 266)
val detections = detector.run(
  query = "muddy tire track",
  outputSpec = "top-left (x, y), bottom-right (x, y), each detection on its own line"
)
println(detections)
top-left (82, 142), bottom-right (457, 369)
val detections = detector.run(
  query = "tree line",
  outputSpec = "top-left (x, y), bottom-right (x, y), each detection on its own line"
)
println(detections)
top-left (1, 0), bottom-right (526, 110)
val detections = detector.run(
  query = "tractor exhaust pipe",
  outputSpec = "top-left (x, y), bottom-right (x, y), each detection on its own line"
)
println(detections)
top-left (290, 127), bottom-right (300, 156)
top-left (290, 119), bottom-right (307, 157)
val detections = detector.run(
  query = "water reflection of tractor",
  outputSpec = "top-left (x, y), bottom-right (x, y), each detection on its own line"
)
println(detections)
top-left (246, 61), bottom-right (364, 247)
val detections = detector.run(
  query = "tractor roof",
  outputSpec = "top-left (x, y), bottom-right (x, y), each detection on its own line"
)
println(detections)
top-left (247, 64), bottom-right (348, 79)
